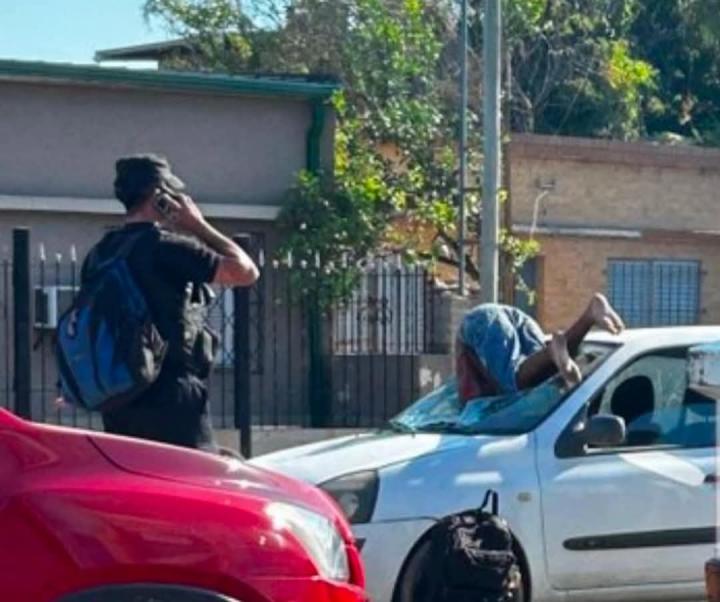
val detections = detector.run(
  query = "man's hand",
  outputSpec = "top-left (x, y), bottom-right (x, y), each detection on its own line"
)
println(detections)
top-left (165, 192), bottom-right (207, 234)
top-left (157, 189), bottom-right (259, 287)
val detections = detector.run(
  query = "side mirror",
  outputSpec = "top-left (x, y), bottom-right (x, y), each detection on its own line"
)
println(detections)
top-left (689, 343), bottom-right (720, 399)
top-left (585, 414), bottom-right (626, 448)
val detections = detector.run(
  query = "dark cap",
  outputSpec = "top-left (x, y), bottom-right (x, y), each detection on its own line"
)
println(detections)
top-left (114, 153), bottom-right (185, 210)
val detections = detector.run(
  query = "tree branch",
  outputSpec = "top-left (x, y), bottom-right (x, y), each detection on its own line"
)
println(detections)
top-left (434, 228), bottom-right (481, 282)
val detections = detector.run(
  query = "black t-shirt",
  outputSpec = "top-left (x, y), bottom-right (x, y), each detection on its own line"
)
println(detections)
top-left (151, 227), bottom-right (220, 288)
top-left (82, 222), bottom-right (221, 372)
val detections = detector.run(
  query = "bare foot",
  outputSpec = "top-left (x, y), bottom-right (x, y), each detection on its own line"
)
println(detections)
top-left (587, 293), bottom-right (625, 334)
top-left (550, 331), bottom-right (582, 387)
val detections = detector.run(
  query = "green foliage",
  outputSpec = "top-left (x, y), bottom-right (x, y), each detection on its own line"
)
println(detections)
top-left (284, 0), bottom-right (462, 303)
top-left (503, 0), bottom-right (546, 38)
top-left (501, 0), bottom-right (720, 142)
top-left (604, 40), bottom-right (656, 138)
top-left (146, 0), bottom-right (471, 305)
top-left (630, 0), bottom-right (720, 145)
top-left (144, 0), bottom-right (258, 70)
top-left (499, 229), bottom-right (540, 306)
top-left (143, 0), bottom-right (720, 304)
top-left (500, 231), bottom-right (540, 274)
top-left (276, 170), bottom-right (384, 307)
top-left (501, 0), bottom-right (658, 138)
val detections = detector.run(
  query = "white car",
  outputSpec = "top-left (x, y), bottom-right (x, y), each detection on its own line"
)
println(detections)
top-left (254, 328), bottom-right (720, 602)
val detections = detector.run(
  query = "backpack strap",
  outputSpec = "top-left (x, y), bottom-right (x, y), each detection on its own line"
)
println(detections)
top-left (480, 489), bottom-right (499, 515)
top-left (84, 228), bottom-right (156, 279)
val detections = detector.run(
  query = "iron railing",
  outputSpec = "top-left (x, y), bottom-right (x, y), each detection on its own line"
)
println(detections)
top-left (1, 229), bottom-right (442, 436)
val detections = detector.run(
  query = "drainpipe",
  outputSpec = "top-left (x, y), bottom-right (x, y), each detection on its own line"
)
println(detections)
top-left (306, 100), bottom-right (327, 174)
top-left (305, 99), bottom-right (332, 427)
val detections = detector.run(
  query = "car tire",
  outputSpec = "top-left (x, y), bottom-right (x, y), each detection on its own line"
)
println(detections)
top-left (394, 540), bottom-right (527, 602)
top-left (394, 539), bottom-right (433, 602)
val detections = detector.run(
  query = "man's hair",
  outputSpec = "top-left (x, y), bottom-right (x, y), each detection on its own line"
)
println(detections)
top-left (114, 154), bottom-right (184, 212)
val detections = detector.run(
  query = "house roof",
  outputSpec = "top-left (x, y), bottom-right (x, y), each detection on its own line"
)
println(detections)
top-left (95, 39), bottom-right (192, 62)
top-left (0, 58), bottom-right (339, 100)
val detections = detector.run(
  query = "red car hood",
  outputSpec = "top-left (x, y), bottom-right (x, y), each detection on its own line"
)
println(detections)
top-left (89, 434), bottom-right (345, 529)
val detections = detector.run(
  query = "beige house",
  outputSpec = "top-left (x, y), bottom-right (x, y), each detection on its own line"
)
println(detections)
top-left (0, 59), bottom-right (337, 427)
top-left (0, 58), bottom-right (336, 260)
top-left (509, 134), bottom-right (720, 331)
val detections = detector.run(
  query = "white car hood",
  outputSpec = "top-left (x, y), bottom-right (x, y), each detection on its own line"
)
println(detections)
top-left (251, 430), bottom-right (473, 484)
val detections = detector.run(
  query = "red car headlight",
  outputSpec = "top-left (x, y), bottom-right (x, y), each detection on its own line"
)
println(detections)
top-left (267, 502), bottom-right (351, 582)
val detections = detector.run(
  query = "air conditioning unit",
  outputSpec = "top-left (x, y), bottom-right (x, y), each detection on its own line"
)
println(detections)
top-left (207, 288), bottom-right (234, 367)
top-left (34, 286), bottom-right (79, 330)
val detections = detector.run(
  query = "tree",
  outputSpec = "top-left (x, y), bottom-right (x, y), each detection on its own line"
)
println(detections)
top-left (143, 0), bottom-right (685, 302)
top-left (630, 0), bottom-right (720, 145)
top-left (145, 0), bottom-right (490, 303)
top-left (500, 0), bottom-right (720, 144)
top-left (499, 0), bottom-right (657, 139)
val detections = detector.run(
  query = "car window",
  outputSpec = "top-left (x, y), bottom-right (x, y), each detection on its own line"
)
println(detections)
top-left (589, 347), bottom-right (716, 449)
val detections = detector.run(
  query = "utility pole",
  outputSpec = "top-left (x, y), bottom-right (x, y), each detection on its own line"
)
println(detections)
top-left (458, 0), bottom-right (469, 296)
top-left (481, 0), bottom-right (502, 303)
top-left (501, 43), bottom-right (514, 304)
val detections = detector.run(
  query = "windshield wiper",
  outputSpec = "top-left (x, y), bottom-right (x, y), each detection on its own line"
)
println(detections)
top-left (387, 420), bottom-right (417, 434)
top-left (414, 421), bottom-right (477, 434)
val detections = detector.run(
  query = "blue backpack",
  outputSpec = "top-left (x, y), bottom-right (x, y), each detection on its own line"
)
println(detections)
top-left (56, 232), bottom-right (167, 412)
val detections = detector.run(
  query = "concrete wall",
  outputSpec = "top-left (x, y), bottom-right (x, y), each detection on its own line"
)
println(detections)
top-left (510, 134), bottom-right (720, 232)
top-left (0, 80), bottom-right (330, 205)
top-left (430, 289), bottom-right (482, 353)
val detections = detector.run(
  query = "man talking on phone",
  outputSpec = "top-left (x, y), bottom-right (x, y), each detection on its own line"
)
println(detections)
top-left (79, 154), bottom-right (259, 450)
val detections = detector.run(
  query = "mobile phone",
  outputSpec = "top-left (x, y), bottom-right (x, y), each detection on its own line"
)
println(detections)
top-left (153, 189), bottom-right (177, 219)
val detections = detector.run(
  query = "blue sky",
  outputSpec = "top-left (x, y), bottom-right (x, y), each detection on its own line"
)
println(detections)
top-left (0, 0), bottom-right (171, 66)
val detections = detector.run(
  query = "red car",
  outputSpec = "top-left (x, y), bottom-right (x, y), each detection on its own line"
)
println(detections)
top-left (0, 408), bottom-right (367, 602)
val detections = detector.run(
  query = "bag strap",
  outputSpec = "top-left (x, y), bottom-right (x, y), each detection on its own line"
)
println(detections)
top-left (480, 489), bottom-right (499, 515)
top-left (85, 228), bottom-right (155, 278)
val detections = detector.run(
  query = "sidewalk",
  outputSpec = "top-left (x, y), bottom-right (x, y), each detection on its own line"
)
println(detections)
top-left (216, 426), bottom-right (367, 457)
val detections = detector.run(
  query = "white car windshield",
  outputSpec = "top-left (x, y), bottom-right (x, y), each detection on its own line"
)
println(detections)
top-left (389, 343), bottom-right (617, 435)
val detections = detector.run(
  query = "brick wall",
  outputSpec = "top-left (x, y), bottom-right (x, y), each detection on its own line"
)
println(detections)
top-left (507, 134), bottom-right (720, 332)
top-left (534, 233), bottom-right (720, 331)
top-left (510, 134), bottom-right (720, 233)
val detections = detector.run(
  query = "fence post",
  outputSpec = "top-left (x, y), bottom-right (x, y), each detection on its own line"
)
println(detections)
top-left (233, 234), bottom-right (253, 458)
top-left (308, 287), bottom-right (332, 428)
top-left (12, 228), bottom-right (32, 419)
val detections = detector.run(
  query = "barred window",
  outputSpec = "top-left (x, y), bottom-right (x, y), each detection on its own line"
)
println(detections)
top-left (607, 259), bottom-right (700, 327)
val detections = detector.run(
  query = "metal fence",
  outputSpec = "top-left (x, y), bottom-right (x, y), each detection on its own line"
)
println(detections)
top-left (329, 257), bottom-right (437, 426)
top-left (1, 258), bottom-right (11, 416)
top-left (1, 228), bottom-right (441, 439)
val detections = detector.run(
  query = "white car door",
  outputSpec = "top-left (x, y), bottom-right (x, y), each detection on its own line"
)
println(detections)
top-left (537, 345), bottom-right (715, 599)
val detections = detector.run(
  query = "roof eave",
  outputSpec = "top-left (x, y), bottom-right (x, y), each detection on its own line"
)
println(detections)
top-left (94, 39), bottom-right (192, 62)
top-left (0, 59), bottom-right (339, 100)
